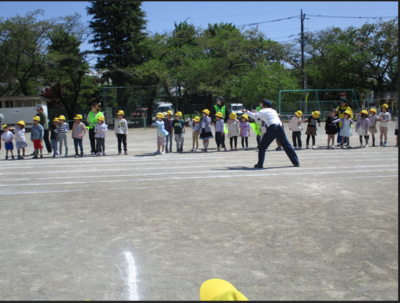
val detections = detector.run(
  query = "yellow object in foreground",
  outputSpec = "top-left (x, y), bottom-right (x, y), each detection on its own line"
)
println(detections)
top-left (33, 116), bottom-right (40, 121)
top-left (73, 114), bottom-right (83, 120)
top-left (200, 279), bottom-right (248, 301)
top-left (17, 120), bottom-right (25, 126)
top-left (116, 110), bottom-right (125, 115)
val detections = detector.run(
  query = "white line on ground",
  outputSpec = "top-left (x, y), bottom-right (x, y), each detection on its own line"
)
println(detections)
top-left (0, 151), bottom-right (398, 169)
top-left (124, 252), bottom-right (139, 301)
top-left (0, 168), bottom-right (396, 188)
top-left (0, 174), bottom-right (397, 195)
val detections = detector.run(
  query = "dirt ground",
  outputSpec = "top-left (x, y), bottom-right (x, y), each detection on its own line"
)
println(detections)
top-left (0, 121), bottom-right (398, 300)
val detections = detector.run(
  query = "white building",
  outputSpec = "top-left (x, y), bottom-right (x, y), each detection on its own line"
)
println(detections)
top-left (0, 95), bottom-right (51, 129)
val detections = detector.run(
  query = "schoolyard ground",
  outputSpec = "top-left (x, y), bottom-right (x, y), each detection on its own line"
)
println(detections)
top-left (0, 121), bottom-right (398, 300)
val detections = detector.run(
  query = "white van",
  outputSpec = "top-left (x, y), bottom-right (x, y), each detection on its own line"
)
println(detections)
top-left (155, 102), bottom-right (174, 117)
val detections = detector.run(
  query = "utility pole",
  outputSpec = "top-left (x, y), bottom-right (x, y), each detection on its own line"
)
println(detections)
top-left (300, 9), bottom-right (305, 90)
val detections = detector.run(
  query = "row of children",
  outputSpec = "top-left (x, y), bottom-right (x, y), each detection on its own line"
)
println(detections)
top-left (287, 104), bottom-right (397, 149)
top-left (150, 110), bottom-right (257, 154)
top-left (1, 110), bottom-right (130, 160)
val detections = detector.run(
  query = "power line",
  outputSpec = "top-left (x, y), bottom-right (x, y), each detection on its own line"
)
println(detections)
top-left (307, 14), bottom-right (398, 19)
top-left (238, 15), bottom-right (299, 27)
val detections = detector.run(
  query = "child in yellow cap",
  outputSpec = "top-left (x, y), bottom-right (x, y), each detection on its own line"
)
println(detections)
top-left (115, 110), bottom-right (128, 155)
top-left (188, 116), bottom-right (201, 152)
top-left (368, 108), bottom-right (378, 146)
top-left (395, 116), bottom-right (398, 147)
top-left (151, 113), bottom-right (169, 154)
top-left (171, 111), bottom-right (185, 153)
top-left (94, 115), bottom-right (108, 156)
top-left (356, 110), bottom-right (370, 148)
top-left (240, 114), bottom-right (250, 150)
top-left (1, 125), bottom-right (15, 160)
top-left (31, 116), bottom-right (44, 158)
top-left (57, 115), bottom-right (69, 157)
top-left (226, 112), bottom-right (240, 150)
top-left (333, 110), bottom-right (354, 148)
top-left (9, 121), bottom-right (28, 159)
top-left (50, 117), bottom-right (59, 157)
top-left (303, 111), bottom-right (321, 149)
top-left (199, 109), bottom-right (213, 152)
top-left (325, 108), bottom-right (339, 149)
top-left (377, 104), bottom-right (391, 146)
top-left (289, 111), bottom-right (303, 150)
top-left (215, 112), bottom-right (227, 151)
top-left (200, 279), bottom-right (248, 301)
top-left (72, 114), bottom-right (87, 157)
top-left (164, 110), bottom-right (174, 153)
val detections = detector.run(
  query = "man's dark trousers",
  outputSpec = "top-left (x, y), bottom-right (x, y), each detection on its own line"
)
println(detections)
top-left (258, 124), bottom-right (299, 166)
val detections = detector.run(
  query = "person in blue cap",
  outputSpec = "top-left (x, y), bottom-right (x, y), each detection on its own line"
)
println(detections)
top-left (242, 100), bottom-right (299, 168)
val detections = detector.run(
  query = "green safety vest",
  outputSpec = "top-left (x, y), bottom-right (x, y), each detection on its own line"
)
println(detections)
top-left (88, 111), bottom-right (104, 129)
top-left (214, 105), bottom-right (226, 119)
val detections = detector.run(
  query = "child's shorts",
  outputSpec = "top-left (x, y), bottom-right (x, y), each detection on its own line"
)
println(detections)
top-left (33, 139), bottom-right (42, 149)
top-left (16, 141), bottom-right (27, 149)
top-left (5, 141), bottom-right (13, 150)
top-left (157, 135), bottom-right (166, 145)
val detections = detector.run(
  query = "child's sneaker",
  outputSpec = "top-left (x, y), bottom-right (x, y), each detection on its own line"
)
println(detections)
top-left (341, 144), bottom-right (344, 149)
top-left (347, 145), bottom-right (352, 149)
top-left (52, 154), bottom-right (56, 158)
top-left (364, 144), bottom-right (368, 148)
top-left (330, 146), bottom-right (334, 149)
top-left (359, 144), bottom-right (363, 148)
top-left (230, 147), bottom-right (233, 151)
top-left (380, 142), bottom-right (383, 146)
top-left (5, 156), bottom-right (8, 160)
top-left (224, 148), bottom-right (228, 152)
top-left (217, 148), bottom-right (220, 152)
top-left (306, 145), bottom-right (310, 149)
top-left (32, 155), bottom-right (38, 159)
top-left (235, 147), bottom-right (238, 151)
top-left (161, 151), bottom-right (165, 155)
top-left (102, 152), bottom-right (106, 156)
top-left (75, 154), bottom-right (79, 158)
top-left (40, 155), bottom-right (43, 158)
top-left (327, 145), bottom-right (330, 149)
top-left (118, 153), bottom-right (121, 155)
top-left (383, 142), bottom-right (387, 146)
top-left (91, 152), bottom-right (95, 155)
top-left (195, 149), bottom-right (200, 152)
top-left (275, 147), bottom-right (282, 151)
top-left (154, 151), bottom-right (160, 155)
top-left (312, 146), bottom-right (316, 149)
top-left (125, 151), bottom-right (128, 155)
top-left (96, 152), bottom-right (101, 156)
top-left (11, 155), bottom-right (15, 160)
top-left (191, 148), bottom-right (194, 152)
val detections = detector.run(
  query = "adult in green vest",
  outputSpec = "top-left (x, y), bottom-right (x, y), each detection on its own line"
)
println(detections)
top-left (86, 102), bottom-right (104, 155)
top-left (212, 97), bottom-right (226, 122)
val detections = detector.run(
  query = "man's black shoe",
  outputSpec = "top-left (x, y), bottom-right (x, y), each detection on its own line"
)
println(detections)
top-left (254, 164), bottom-right (263, 169)
top-left (293, 163), bottom-right (300, 167)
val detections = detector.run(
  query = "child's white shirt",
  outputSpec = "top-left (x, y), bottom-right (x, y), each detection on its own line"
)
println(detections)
top-left (114, 118), bottom-right (128, 134)
top-left (14, 128), bottom-right (26, 142)
top-left (289, 117), bottom-right (303, 131)
top-left (378, 112), bottom-right (391, 128)
top-left (1, 130), bottom-right (13, 142)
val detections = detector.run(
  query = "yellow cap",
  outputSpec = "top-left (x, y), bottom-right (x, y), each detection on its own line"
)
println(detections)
top-left (368, 108), bottom-right (377, 113)
top-left (73, 114), bottom-right (82, 120)
top-left (97, 115), bottom-right (105, 121)
top-left (344, 110), bottom-right (351, 116)
top-left (215, 112), bottom-right (223, 118)
top-left (2, 124), bottom-right (8, 129)
top-left (242, 114), bottom-right (249, 120)
top-left (116, 110), bottom-right (125, 115)
top-left (382, 104), bottom-right (388, 109)
top-left (58, 115), bottom-right (66, 120)
top-left (277, 113), bottom-right (281, 117)
top-left (17, 120), bottom-right (25, 126)
top-left (295, 110), bottom-right (303, 117)
top-left (166, 110), bottom-right (173, 116)
top-left (175, 111), bottom-right (182, 117)
top-left (200, 279), bottom-right (248, 301)
top-left (229, 113), bottom-right (237, 119)
top-left (193, 116), bottom-right (200, 122)
top-left (156, 113), bottom-right (165, 118)
top-left (202, 109), bottom-right (210, 115)
top-left (312, 111), bottom-right (320, 118)
top-left (33, 116), bottom-right (41, 121)
top-left (53, 118), bottom-right (59, 122)
top-left (360, 110), bottom-right (368, 115)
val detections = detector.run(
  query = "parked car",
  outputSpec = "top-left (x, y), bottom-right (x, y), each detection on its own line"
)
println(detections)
top-left (226, 103), bottom-right (244, 120)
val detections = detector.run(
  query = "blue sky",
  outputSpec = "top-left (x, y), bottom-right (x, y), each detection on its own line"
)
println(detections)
top-left (1, 1), bottom-right (398, 54)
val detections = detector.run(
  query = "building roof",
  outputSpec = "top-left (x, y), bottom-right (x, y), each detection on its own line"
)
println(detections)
top-left (0, 95), bottom-right (51, 102)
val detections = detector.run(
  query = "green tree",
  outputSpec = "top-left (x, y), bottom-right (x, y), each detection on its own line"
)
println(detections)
top-left (0, 10), bottom-right (56, 96)
top-left (44, 13), bottom-right (90, 123)
top-left (86, 1), bottom-right (148, 108)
